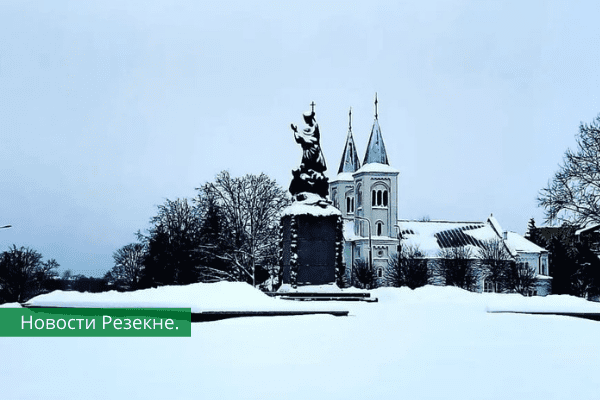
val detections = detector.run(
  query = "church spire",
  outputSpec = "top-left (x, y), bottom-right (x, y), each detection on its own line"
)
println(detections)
top-left (337, 107), bottom-right (361, 174)
top-left (363, 93), bottom-right (389, 165)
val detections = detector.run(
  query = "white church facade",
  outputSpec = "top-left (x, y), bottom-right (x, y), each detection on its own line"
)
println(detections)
top-left (328, 98), bottom-right (551, 295)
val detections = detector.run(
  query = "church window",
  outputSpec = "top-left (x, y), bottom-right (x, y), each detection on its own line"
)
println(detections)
top-left (357, 186), bottom-right (362, 208)
top-left (483, 279), bottom-right (494, 293)
top-left (377, 222), bottom-right (383, 236)
top-left (371, 186), bottom-right (389, 208)
top-left (377, 268), bottom-right (383, 278)
top-left (541, 258), bottom-right (548, 275)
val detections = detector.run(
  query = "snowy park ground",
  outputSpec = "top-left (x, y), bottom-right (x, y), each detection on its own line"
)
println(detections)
top-left (2, 283), bottom-right (600, 399)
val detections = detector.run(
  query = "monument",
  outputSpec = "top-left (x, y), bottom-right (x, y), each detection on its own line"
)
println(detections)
top-left (280, 103), bottom-right (344, 288)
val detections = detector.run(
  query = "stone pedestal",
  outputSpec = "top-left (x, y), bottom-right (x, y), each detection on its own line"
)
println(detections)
top-left (280, 209), bottom-right (343, 287)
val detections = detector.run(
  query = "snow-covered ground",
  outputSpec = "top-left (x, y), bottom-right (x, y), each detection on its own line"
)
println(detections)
top-left (2, 283), bottom-right (600, 399)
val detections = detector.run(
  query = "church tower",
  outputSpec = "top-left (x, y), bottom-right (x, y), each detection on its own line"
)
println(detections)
top-left (329, 108), bottom-right (360, 219)
top-left (330, 94), bottom-right (400, 281)
top-left (353, 94), bottom-right (399, 240)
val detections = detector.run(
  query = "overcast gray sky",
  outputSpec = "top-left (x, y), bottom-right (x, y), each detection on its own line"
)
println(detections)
top-left (2, 0), bottom-right (599, 276)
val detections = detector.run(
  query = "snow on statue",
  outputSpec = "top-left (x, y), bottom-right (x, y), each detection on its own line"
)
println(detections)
top-left (289, 104), bottom-right (330, 201)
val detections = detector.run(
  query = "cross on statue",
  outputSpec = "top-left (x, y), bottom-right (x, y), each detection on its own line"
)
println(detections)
top-left (310, 101), bottom-right (316, 113)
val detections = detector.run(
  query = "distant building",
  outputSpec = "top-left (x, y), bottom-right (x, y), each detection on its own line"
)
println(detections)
top-left (329, 96), bottom-right (551, 295)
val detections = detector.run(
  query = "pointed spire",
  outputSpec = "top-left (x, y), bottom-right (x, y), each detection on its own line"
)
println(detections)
top-left (338, 107), bottom-right (361, 174)
top-left (349, 107), bottom-right (352, 130)
top-left (363, 94), bottom-right (389, 165)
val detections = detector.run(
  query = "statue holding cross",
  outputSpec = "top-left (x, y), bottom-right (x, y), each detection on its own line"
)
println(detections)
top-left (289, 102), bottom-right (329, 200)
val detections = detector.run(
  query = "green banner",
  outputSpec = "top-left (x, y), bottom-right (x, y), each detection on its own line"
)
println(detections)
top-left (0, 308), bottom-right (191, 337)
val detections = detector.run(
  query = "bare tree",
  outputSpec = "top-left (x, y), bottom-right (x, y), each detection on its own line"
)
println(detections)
top-left (0, 245), bottom-right (59, 303)
top-left (352, 258), bottom-right (377, 289)
top-left (477, 239), bottom-right (513, 293)
top-left (199, 171), bottom-right (290, 286)
top-left (539, 113), bottom-right (600, 225)
top-left (433, 246), bottom-right (477, 291)
top-left (384, 245), bottom-right (429, 289)
top-left (106, 243), bottom-right (146, 290)
top-left (505, 261), bottom-right (537, 295)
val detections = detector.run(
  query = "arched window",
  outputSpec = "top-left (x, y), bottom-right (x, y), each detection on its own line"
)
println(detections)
top-left (377, 268), bottom-right (383, 278)
top-left (357, 185), bottom-right (362, 208)
top-left (371, 185), bottom-right (389, 208)
top-left (377, 222), bottom-right (383, 236)
top-left (346, 197), bottom-right (351, 213)
top-left (346, 195), bottom-right (354, 214)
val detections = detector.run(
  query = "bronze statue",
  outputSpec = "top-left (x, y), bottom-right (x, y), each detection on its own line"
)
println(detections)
top-left (289, 105), bottom-right (329, 200)
top-left (290, 111), bottom-right (327, 173)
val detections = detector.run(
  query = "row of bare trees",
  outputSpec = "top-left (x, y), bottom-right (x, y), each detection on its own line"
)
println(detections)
top-left (352, 239), bottom-right (537, 295)
top-left (105, 171), bottom-right (289, 291)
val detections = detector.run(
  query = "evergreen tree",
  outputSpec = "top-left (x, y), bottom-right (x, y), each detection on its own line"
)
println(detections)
top-left (525, 218), bottom-right (538, 242)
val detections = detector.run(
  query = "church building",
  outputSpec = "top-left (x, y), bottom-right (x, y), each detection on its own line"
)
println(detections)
top-left (329, 96), bottom-right (551, 295)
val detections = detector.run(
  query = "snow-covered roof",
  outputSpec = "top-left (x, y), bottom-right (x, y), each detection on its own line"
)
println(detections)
top-left (575, 223), bottom-right (600, 235)
top-left (330, 172), bottom-right (354, 183)
top-left (354, 162), bottom-right (399, 174)
top-left (505, 232), bottom-right (548, 254)
top-left (398, 219), bottom-right (496, 257)
top-left (486, 214), bottom-right (504, 237)
top-left (397, 218), bottom-right (547, 258)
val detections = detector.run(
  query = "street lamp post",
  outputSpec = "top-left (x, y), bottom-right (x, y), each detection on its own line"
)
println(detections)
top-left (354, 215), bottom-right (372, 272)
